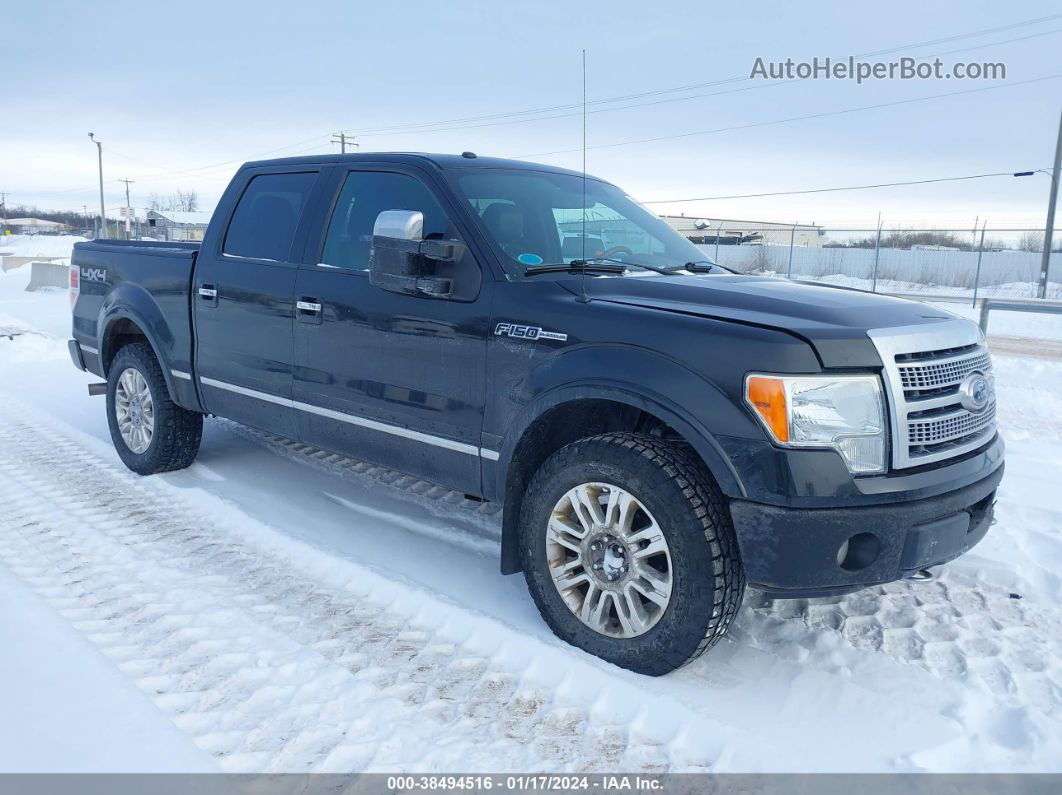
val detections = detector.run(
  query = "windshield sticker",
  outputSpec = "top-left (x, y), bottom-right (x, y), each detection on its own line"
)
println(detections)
top-left (517, 253), bottom-right (544, 265)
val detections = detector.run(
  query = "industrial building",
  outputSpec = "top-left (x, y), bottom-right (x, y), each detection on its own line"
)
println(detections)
top-left (2, 217), bottom-right (70, 235)
top-left (661, 215), bottom-right (825, 248)
top-left (145, 210), bottom-right (212, 242)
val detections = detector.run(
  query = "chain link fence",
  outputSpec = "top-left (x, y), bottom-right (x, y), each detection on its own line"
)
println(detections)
top-left (698, 228), bottom-right (1062, 300)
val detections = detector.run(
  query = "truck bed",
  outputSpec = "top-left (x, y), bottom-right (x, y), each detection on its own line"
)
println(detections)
top-left (71, 239), bottom-right (201, 383)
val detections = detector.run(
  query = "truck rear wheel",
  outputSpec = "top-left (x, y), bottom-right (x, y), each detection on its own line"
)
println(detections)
top-left (106, 342), bottom-right (203, 475)
top-left (518, 432), bottom-right (744, 675)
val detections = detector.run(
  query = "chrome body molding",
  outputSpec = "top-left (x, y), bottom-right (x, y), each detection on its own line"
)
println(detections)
top-left (170, 369), bottom-right (192, 380)
top-left (200, 376), bottom-right (289, 408)
top-left (198, 376), bottom-right (499, 460)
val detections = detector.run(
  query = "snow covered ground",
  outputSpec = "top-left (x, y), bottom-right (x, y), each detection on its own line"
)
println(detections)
top-left (0, 234), bottom-right (85, 263)
top-left (1, 250), bottom-right (1061, 773)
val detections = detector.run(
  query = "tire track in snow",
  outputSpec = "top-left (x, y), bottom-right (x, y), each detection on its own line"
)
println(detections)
top-left (219, 418), bottom-right (503, 519)
top-left (742, 564), bottom-right (1062, 715)
top-left (0, 405), bottom-right (736, 773)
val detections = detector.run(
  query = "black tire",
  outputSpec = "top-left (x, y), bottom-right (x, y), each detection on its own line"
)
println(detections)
top-left (106, 342), bottom-right (203, 475)
top-left (519, 432), bottom-right (745, 676)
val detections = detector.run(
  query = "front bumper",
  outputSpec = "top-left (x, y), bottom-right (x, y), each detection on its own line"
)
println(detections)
top-left (729, 462), bottom-right (1003, 597)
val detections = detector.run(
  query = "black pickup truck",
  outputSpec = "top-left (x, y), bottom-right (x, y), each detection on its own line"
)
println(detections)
top-left (69, 153), bottom-right (1003, 675)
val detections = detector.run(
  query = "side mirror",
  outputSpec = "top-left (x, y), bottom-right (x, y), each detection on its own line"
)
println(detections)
top-left (369, 210), bottom-right (463, 297)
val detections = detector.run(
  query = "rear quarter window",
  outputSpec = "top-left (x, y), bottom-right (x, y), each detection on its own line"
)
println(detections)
top-left (223, 172), bottom-right (317, 261)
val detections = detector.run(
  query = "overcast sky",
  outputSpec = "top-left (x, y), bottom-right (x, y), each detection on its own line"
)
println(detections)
top-left (4, 0), bottom-right (1061, 232)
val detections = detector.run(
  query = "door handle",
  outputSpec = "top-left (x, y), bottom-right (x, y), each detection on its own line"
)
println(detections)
top-left (296, 296), bottom-right (323, 325)
top-left (198, 284), bottom-right (218, 306)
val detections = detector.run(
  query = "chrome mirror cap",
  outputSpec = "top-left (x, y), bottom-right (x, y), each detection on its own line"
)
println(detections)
top-left (373, 210), bottom-right (423, 241)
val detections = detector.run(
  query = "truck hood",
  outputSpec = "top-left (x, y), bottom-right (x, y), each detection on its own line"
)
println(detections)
top-left (569, 274), bottom-right (959, 368)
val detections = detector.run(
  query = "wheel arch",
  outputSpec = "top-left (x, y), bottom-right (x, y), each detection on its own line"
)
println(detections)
top-left (98, 283), bottom-right (197, 410)
top-left (100, 312), bottom-right (181, 408)
top-left (494, 383), bottom-right (747, 575)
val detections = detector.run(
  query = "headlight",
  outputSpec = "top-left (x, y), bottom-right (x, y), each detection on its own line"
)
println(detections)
top-left (744, 374), bottom-right (886, 474)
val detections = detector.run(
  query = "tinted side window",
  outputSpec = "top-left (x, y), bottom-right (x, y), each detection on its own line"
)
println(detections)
top-left (320, 171), bottom-right (454, 271)
top-left (223, 172), bottom-right (317, 261)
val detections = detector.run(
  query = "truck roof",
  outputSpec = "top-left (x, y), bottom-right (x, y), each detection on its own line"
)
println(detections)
top-left (241, 152), bottom-right (589, 178)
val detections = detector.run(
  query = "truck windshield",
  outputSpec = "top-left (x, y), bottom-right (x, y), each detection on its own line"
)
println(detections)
top-left (450, 169), bottom-right (716, 280)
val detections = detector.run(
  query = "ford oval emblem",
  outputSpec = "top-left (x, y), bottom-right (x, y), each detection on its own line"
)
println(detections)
top-left (958, 371), bottom-right (993, 413)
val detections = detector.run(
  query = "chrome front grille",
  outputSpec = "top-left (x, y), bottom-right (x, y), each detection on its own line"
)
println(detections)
top-left (868, 320), bottom-right (997, 469)
top-left (897, 349), bottom-right (992, 391)
top-left (908, 403), bottom-right (996, 445)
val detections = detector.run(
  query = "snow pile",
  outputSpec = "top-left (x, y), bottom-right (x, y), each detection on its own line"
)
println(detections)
top-left (738, 269), bottom-right (1062, 301)
top-left (0, 234), bottom-right (84, 260)
top-left (815, 273), bottom-right (1062, 300)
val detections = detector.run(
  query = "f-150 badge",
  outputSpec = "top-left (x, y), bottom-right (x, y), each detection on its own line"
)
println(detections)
top-left (495, 322), bottom-right (568, 342)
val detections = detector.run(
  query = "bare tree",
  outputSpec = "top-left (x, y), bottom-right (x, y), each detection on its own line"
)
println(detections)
top-left (175, 189), bottom-right (199, 212)
top-left (833, 230), bottom-right (969, 250)
top-left (1017, 231), bottom-right (1044, 253)
top-left (147, 190), bottom-right (200, 213)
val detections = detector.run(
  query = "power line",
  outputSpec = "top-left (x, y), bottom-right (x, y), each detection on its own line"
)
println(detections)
top-left (350, 80), bottom-right (791, 138)
top-left (519, 73), bottom-right (1062, 158)
top-left (17, 14), bottom-right (1062, 201)
top-left (641, 171), bottom-right (1041, 203)
top-left (338, 12), bottom-right (1062, 136)
top-left (103, 135), bottom-right (331, 183)
top-left (107, 22), bottom-right (1061, 185)
top-left (856, 12), bottom-right (1062, 57)
top-left (346, 26), bottom-right (1062, 139)
top-left (333, 23), bottom-right (1062, 142)
top-left (907, 25), bottom-right (1062, 59)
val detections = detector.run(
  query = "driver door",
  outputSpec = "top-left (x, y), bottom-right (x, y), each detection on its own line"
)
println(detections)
top-left (291, 167), bottom-right (491, 494)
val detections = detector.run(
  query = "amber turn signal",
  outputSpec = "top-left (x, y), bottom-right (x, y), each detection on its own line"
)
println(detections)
top-left (745, 376), bottom-right (789, 443)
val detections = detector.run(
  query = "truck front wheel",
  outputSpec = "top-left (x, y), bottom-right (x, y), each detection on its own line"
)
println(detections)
top-left (106, 342), bottom-right (203, 475)
top-left (518, 432), bottom-right (745, 675)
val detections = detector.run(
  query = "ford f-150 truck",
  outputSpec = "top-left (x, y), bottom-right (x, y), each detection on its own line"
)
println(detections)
top-left (69, 153), bottom-right (1003, 675)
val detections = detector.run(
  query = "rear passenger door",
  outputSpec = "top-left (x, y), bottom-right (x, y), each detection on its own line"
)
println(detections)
top-left (193, 168), bottom-right (321, 438)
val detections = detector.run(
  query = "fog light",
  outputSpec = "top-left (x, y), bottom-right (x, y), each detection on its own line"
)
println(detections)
top-left (837, 532), bottom-right (880, 571)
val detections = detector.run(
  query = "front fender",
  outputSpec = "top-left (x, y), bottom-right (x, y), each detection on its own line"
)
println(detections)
top-left (494, 344), bottom-right (756, 501)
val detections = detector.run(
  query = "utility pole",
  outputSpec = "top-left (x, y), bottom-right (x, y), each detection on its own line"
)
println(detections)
top-left (88, 133), bottom-right (106, 239)
top-left (871, 212), bottom-right (883, 294)
top-left (331, 132), bottom-right (358, 153)
top-left (0, 192), bottom-right (6, 235)
top-left (119, 178), bottom-right (134, 239)
top-left (1038, 108), bottom-right (1062, 299)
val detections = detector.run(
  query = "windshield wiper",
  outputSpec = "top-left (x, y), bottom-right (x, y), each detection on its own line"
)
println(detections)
top-left (677, 260), bottom-right (737, 274)
top-left (567, 256), bottom-right (676, 275)
top-left (524, 261), bottom-right (627, 276)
